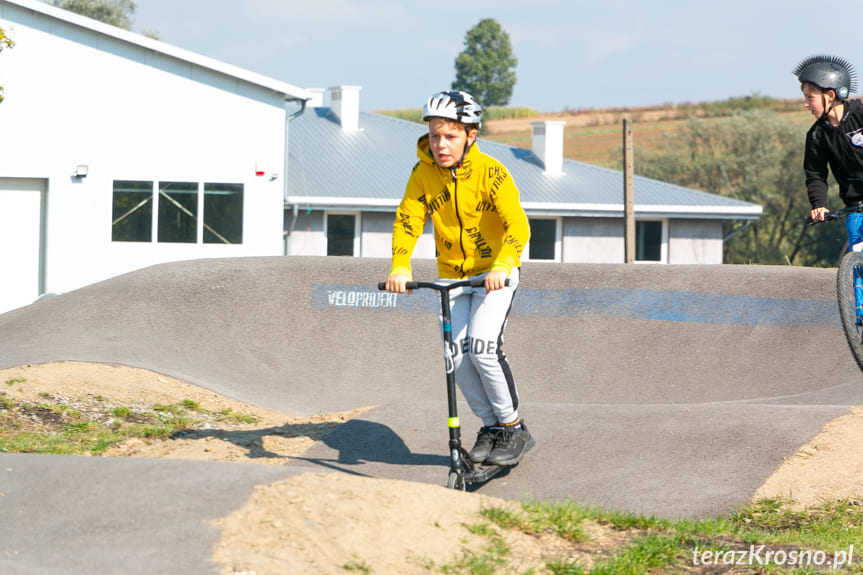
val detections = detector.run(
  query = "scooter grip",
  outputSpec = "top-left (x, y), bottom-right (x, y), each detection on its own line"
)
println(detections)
top-left (377, 281), bottom-right (420, 290)
top-left (468, 277), bottom-right (511, 287)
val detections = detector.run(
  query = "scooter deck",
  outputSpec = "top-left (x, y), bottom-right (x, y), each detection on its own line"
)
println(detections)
top-left (457, 446), bottom-right (507, 484)
top-left (464, 463), bottom-right (505, 484)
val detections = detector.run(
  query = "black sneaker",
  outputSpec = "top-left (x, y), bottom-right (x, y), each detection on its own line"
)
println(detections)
top-left (485, 421), bottom-right (535, 466)
top-left (468, 426), bottom-right (498, 463)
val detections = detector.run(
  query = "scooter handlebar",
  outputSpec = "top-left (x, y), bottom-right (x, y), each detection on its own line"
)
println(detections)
top-left (377, 277), bottom-right (509, 291)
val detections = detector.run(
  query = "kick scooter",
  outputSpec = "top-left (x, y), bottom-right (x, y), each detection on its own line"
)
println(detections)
top-left (379, 276), bottom-right (508, 490)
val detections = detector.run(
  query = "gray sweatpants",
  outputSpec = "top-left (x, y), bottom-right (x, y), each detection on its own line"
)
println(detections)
top-left (438, 268), bottom-right (520, 427)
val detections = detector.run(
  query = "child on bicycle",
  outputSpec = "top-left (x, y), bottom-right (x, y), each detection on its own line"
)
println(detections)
top-left (795, 54), bottom-right (863, 321)
top-left (383, 89), bottom-right (534, 466)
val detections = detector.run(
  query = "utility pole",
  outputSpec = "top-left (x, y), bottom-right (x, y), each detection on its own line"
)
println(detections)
top-left (623, 118), bottom-right (635, 263)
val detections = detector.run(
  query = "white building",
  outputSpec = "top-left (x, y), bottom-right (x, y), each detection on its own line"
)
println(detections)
top-left (0, 0), bottom-right (310, 314)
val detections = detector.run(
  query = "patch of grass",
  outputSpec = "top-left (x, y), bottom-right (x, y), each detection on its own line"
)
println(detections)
top-left (0, 424), bottom-right (127, 455)
top-left (127, 423), bottom-right (174, 439)
top-left (433, 497), bottom-right (863, 574)
top-left (218, 408), bottom-right (260, 425)
top-left (440, 522), bottom-right (510, 575)
top-left (181, 399), bottom-right (200, 411)
top-left (0, 395), bottom-right (255, 455)
top-left (341, 555), bottom-right (371, 573)
top-left (590, 532), bottom-right (680, 575)
top-left (5, 377), bottom-right (25, 386)
top-left (729, 498), bottom-right (863, 551)
top-left (508, 499), bottom-right (590, 541)
top-left (152, 402), bottom-right (184, 415)
top-left (112, 406), bottom-right (131, 418)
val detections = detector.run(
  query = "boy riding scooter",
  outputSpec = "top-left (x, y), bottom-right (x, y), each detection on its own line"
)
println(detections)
top-left (383, 90), bottom-right (534, 466)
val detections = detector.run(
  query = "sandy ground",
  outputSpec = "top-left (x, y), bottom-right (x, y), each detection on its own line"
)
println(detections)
top-left (2, 361), bottom-right (862, 574)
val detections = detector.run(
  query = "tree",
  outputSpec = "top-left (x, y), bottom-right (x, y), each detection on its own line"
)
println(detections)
top-left (0, 27), bottom-right (13, 104)
top-left (634, 110), bottom-right (843, 266)
top-left (48, 0), bottom-right (137, 30)
top-left (452, 18), bottom-right (517, 107)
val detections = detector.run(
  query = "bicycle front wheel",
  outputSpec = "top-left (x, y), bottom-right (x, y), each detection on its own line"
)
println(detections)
top-left (836, 251), bottom-right (863, 372)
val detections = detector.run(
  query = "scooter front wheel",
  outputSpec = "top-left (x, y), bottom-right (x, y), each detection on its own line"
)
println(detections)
top-left (446, 470), bottom-right (466, 491)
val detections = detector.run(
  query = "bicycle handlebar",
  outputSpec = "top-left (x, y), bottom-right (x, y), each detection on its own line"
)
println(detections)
top-left (377, 277), bottom-right (510, 291)
top-left (806, 204), bottom-right (863, 225)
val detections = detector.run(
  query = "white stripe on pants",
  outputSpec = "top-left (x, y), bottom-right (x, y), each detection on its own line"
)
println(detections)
top-left (438, 268), bottom-right (520, 427)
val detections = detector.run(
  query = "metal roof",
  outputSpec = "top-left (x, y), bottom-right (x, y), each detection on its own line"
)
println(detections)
top-left (1, 0), bottom-right (311, 101)
top-left (287, 108), bottom-right (763, 220)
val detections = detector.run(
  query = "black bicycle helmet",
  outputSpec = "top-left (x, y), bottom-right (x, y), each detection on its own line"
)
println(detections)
top-left (793, 54), bottom-right (858, 100)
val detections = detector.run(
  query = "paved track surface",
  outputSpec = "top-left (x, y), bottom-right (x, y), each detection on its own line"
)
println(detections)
top-left (1, 257), bottom-right (861, 574)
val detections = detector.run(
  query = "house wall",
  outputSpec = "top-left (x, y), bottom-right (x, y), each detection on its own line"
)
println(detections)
top-left (668, 219), bottom-right (724, 264)
top-left (285, 210), bottom-right (726, 265)
top-left (288, 209), bottom-right (435, 259)
top-left (0, 3), bottom-right (287, 311)
top-left (361, 212), bottom-right (396, 258)
top-left (560, 218), bottom-right (723, 264)
top-left (361, 212), bottom-right (435, 260)
top-left (562, 218), bottom-right (625, 263)
top-left (285, 211), bottom-right (325, 256)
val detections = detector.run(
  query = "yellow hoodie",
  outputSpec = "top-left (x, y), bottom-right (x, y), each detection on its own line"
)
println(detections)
top-left (391, 134), bottom-right (530, 279)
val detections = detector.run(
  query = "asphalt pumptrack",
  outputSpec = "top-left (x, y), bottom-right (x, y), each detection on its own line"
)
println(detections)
top-left (1, 256), bottom-right (861, 574)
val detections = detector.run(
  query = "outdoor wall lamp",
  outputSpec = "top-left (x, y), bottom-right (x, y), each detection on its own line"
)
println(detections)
top-left (73, 165), bottom-right (88, 178)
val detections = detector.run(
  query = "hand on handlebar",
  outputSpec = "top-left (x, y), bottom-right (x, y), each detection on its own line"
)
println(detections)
top-left (484, 269), bottom-right (508, 294)
top-left (810, 207), bottom-right (829, 223)
top-left (383, 273), bottom-right (412, 294)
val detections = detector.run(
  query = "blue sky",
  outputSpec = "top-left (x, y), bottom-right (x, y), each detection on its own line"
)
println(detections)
top-left (132, 0), bottom-right (863, 113)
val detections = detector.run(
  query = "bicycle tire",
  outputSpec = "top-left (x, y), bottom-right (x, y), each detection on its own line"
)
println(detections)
top-left (836, 251), bottom-right (863, 372)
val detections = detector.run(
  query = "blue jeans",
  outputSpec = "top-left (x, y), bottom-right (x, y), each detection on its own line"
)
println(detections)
top-left (846, 212), bottom-right (863, 322)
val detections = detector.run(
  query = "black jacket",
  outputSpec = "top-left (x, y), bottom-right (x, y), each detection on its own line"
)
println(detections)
top-left (804, 99), bottom-right (863, 208)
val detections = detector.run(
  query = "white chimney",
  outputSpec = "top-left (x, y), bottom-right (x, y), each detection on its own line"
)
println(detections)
top-left (306, 88), bottom-right (325, 108)
top-left (329, 85), bottom-right (362, 131)
top-left (530, 121), bottom-right (566, 175)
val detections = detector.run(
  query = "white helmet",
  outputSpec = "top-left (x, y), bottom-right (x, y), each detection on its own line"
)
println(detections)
top-left (422, 90), bottom-right (483, 127)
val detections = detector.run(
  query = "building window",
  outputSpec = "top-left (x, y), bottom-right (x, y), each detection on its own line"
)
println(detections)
top-left (637, 220), bottom-right (663, 262)
top-left (204, 183), bottom-right (244, 244)
top-left (112, 180), bottom-right (153, 242)
top-left (528, 218), bottom-right (557, 260)
top-left (326, 213), bottom-right (357, 256)
top-left (111, 180), bottom-right (243, 244)
top-left (158, 182), bottom-right (198, 243)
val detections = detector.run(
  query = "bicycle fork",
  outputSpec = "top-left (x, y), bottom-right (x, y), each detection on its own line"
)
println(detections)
top-left (855, 265), bottom-right (863, 324)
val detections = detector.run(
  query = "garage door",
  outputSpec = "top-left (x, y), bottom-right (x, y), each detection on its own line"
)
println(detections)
top-left (0, 179), bottom-right (45, 315)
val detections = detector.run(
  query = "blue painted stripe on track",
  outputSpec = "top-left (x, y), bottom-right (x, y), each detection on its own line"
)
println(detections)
top-left (311, 285), bottom-right (840, 328)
